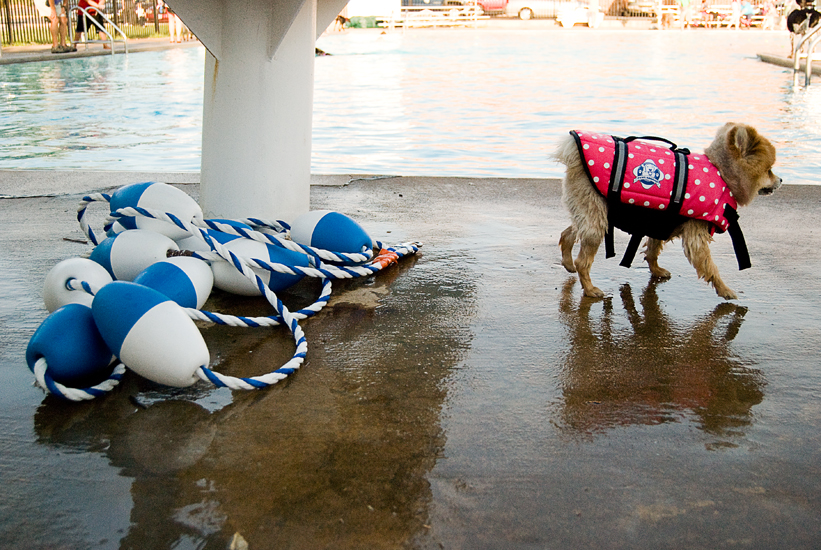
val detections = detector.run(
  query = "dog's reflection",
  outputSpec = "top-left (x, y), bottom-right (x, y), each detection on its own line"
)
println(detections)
top-left (557, 278), bottom-right (764, 439)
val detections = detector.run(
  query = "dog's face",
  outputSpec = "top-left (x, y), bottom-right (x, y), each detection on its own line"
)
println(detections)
top-left (705, 123), bottom-right (781, 205)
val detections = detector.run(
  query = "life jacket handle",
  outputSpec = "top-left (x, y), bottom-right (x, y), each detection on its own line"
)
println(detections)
top-left (623, 135), bottom-right (690, 155)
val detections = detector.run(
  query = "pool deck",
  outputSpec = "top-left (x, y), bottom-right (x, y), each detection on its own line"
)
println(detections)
top-left (757, 51), bottom-right (821, 75)
top-left (0, 35), bottom-right (201, 65)
top-left (3, 19), bottom-right (821, 550)
top-left (2, 169), bottom-right (821, 548)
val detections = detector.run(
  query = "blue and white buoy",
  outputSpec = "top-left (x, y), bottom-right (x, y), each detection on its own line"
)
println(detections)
top-left (92, 281), bottom-right (209, 387)
top-left (211, 238), bottom-right (311, 296)
top-left (132, 257), bottom-right (214, 309)
top-left (89, 229), bottom-right (179, 281)
top-left (290, 210), bottom-right (373, 261)
top-left (109, 181), bottom-right (204, 240)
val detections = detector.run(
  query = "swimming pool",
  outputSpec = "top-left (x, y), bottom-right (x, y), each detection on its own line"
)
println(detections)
top-left (0, 29), bottom-right (818, 184)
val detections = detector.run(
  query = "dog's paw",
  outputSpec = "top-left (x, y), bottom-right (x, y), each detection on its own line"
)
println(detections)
top-left (649, 267), bottom-right (672, 279)
top-left (717, 287), bottom-right (738, 300)
top-left (583, 286), bottom-right (605, 299)
top-left (561, 258), bottom-right (577, 273)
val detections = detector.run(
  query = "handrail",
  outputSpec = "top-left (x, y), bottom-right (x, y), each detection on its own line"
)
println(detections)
top-left (69, 6), bottom-right (129, 55)
top-left (805, 27), bottom-right (821, 85)
top-left (793, 20), bottom-right (821, 87)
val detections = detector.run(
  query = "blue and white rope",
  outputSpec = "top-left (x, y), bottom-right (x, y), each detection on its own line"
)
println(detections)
top-left (33, 357), bottom-right (126, 401)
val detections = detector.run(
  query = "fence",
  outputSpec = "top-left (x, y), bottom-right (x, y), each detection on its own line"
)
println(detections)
top-left (0, 0), bottom-right (170, 46)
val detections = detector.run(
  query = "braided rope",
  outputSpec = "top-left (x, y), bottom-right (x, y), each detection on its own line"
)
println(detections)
top-left (196, 218), bottom-right (373, 265)
top-left (77, 193), bottom-right (112, 245)
top-left (64, 196), bottom-right (422, 395)
top-left (33, 357), bottom-right (126, 401)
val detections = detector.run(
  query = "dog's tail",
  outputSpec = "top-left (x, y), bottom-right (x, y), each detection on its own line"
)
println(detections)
top-left (552, 133), bottom-right (583, 171)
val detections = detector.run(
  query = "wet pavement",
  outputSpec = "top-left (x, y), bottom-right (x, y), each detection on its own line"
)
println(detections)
top-left (2, 174), bottom-right (821, 549)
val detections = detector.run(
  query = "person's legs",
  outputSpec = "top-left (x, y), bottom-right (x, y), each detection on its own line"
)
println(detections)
top-left (169, 13), bottom-right (181, 42)
top-left (49, 2), bottom-right (59, 50)
top-left (58, 4), bottom-right (69, 49)
top-left (96, 13), bottom-right (109, 45)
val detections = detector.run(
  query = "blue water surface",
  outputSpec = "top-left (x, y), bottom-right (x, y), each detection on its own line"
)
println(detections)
top-left (0, 29), bottom-right (818, 183)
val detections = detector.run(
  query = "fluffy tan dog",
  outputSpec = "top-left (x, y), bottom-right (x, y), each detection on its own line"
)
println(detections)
top-left (554, 123), bottom-right (781, 300)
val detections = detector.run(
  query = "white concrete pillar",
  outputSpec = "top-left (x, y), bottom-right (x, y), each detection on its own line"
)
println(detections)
top-left (169, 0), bottom-right (314, 222)
top-left (166, 0), bottom-right (352, 221)
top-left (200, 0), bottom-right (315, 221)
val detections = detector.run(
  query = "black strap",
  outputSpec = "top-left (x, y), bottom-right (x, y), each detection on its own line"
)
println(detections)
top-left (605, 222), bottom-right (615, 259)
top-left (620, 233), bottom-right (644, 268)
top-left (724, 206), bottom-right (751, 271)
top-left (608, 137), bottom-right (629, 201)
top-left (667, 150), bottom-right (689, 216)
top-left (605, 137), bottom-right (628, 260)
top-left (623, 135), bottom-right (690, 155)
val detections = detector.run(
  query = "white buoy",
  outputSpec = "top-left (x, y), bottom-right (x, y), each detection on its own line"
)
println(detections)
top-left (132, 257), bottom-right (214, 309)
top-left (109, 182), bottom-right (203, 240)
top-left (89, 229), bottom-right (180, 281)
top-left (174, 219), bottom-right (254, 253)
top-left (211, 238), bottom-right (310, 296)
top-left (92, 281), bottom-right (209, 387)
top-left (42, 258), bottom-right (113, 312)
top-left (289, 210), bottom-right (372, 258)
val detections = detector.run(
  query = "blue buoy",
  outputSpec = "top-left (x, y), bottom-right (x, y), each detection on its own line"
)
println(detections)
top-left (26, 303), bottom-right (114, 388)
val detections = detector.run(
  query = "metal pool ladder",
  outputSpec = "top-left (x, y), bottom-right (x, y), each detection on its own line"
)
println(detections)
top-left (793, 21), bottom-right (821, 87)
top-left (69, 6), bottom-right (129, 55)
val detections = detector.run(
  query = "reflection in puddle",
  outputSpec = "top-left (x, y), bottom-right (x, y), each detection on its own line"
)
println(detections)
top-left (30, 254), bottom-right (477, 548)
top-left (556, 279), bottom-right (765, 441)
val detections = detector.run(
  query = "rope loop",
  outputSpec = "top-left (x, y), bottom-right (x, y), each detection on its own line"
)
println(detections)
top-left (33, 357), bottom-right (126, 401)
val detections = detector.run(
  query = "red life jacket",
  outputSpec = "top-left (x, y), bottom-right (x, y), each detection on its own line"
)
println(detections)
top-left (569, 130), bottom-right (750, 270)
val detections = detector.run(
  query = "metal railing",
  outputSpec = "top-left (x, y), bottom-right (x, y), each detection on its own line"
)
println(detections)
top-left (70, 5), bottom-right (128, 54)
top-left (793, 21), bottom-right (821, 86)
top-left (382, 3), bottom-right (489, 28)
top-left (1, 0), bottom-right (167, 47)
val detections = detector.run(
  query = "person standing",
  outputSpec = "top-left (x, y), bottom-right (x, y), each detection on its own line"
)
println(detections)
top-left (167, 5), bottom-right (183, 43)
top-left (74, 0), bottom-right (110, 49)
top-left (49, 0), bottom-right (72, 53)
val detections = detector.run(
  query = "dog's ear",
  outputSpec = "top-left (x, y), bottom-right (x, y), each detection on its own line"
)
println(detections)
top-left (726, 124), bottom-right (749, 159)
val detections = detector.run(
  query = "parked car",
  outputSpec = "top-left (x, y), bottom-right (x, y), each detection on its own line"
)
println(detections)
top-left (402, 0), bottom-right (468, 5)
top-left (477, 0), bottom-right (509, 15)
top-left (505, 0), bottom-right (587, 21)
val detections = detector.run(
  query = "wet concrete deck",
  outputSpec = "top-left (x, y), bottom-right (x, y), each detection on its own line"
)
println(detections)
top-left (2, 174), bottom-right (821, 548)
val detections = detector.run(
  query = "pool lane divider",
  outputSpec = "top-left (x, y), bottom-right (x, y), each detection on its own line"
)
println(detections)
top-left (27, 181), bottom-right (421, 401)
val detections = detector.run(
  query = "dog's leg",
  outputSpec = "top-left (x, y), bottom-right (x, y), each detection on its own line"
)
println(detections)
top-left (681, 223), bottom-right (738, 300)
top-left (644, 238), bottom-right (672, 279)
top-left (559, 225), bottom-right (578, 273)
top-left (575, 235), bottom-right (605, 298)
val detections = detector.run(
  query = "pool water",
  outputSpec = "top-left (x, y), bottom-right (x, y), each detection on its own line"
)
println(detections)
top-left (0, 29), bottom-right (818, 184)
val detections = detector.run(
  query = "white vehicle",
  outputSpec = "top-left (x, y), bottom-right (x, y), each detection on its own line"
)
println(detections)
top-left (505, 0), bottom-right (601, 25)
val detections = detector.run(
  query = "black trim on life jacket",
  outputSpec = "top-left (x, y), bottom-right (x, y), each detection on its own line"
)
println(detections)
top-left (605, 137), bottom-right (629, 260)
